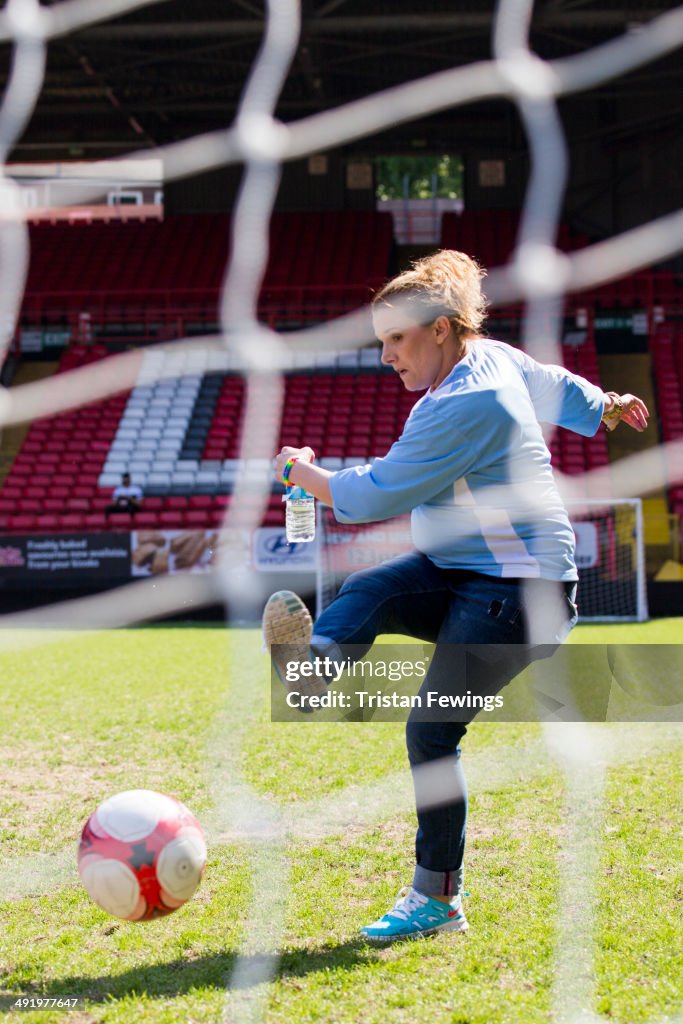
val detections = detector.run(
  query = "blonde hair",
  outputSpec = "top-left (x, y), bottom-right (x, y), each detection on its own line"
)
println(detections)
top-left (372, 249), bottom-right (488, 340)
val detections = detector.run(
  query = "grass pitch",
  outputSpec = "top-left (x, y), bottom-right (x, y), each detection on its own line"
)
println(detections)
top-left (0, 621), bottom-right (681, 1023)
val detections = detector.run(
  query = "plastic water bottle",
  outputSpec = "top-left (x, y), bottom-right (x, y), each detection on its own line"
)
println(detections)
top-left (285, 486), bottom-right (316, 543)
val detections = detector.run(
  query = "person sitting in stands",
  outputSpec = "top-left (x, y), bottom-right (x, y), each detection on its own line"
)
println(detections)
top-left (105, 472), bottom-right (143, 517)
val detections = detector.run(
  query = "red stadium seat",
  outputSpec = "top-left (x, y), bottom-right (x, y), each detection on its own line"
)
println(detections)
top-left (108, 513), bottom-right (134, 530)
top-left (61, 514), bottom-right (87, 531)
top-left (131, 512), bottom-right (160, 529)
top-left (84, 514), bottom-right (109, 531)
top-left (184, 510), bottom-right (211, 528)
top-left (8, 514), bottom-right (37, 531)
top-left (159, 511), bottom-right (184, 529)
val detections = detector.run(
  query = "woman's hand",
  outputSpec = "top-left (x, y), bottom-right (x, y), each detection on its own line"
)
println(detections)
top-left (602, 393), bottom-right (650, 432)
top-left (620, 394), bottom-right (650, 432)
top-left (274, 446), bottom-right (315, 483)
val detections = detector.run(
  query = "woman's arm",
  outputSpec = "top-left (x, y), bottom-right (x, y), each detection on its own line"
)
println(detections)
top-left (273, 446), bottom-right (334, 505)
top-left (275, 397), bottom-right (474, 525)
top-left (516, 349), bottom-right (650, 436)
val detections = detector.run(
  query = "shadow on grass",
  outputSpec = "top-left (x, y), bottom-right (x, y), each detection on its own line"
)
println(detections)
top-left (0, 938), bottom-right (378, 1008)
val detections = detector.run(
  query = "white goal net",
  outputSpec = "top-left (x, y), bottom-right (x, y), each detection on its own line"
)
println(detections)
top-left (0, 1), bottom-right (682, 1023)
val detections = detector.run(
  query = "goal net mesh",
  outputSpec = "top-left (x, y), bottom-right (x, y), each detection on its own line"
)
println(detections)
top-left (0, 0), bottom-right (682, 1021)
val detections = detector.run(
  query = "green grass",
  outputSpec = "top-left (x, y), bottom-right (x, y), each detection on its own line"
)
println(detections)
top-left (0, 622), bottom-right (681, 1023)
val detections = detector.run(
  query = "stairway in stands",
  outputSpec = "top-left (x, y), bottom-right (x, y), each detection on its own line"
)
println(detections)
top-left (0, 362), bottom-right (58, 486)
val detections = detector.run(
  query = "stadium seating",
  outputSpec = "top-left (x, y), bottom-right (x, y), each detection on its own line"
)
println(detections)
top-left (16, 199), bottom-right (682, 537)
top-left (0, 343), bottom-right (122, 524)
top-left (546, 338), bottom-right (610, 475)
top-left (440, 209), bottom-right (591, 271)
top-left (650, 324), bottom-right (683, 530)
top-left (440, 210), bottom-right (683, 311)
top-left (0, 328), bottom-right (615, 534)
top-left (22, 211), bottom-right (394, 325)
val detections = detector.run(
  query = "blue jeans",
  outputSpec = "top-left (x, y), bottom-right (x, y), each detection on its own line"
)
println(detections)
top-left (313, 551), bottom-right (578, 898)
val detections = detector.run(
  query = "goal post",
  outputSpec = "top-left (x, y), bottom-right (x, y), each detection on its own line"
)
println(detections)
top-left (565, 497), bottom-right (648, 622)
top-left (316, 497), bottom-right (648, 623)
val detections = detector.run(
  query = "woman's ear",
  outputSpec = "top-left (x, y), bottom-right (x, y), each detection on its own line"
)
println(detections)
top-left (433, 315), bottom-right (451, 344)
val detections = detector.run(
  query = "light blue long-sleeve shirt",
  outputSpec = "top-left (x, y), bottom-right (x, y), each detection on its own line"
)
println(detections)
top-left (328, 339), bottom-right (605, 581)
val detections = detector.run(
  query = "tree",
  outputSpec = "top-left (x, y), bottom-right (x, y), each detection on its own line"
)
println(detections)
top-left (376, 154), bottom-right (463, 201)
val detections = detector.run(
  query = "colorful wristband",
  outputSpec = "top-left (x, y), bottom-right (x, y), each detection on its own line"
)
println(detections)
top-left (281, 456), bottom-right (298, 485)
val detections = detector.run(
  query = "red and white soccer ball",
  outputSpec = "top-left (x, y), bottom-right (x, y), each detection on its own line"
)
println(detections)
top-left (77, 789), bottom-right (207, 921)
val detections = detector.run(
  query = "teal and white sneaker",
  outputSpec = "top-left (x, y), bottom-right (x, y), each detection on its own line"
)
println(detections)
top-left (262, 590), bottom-right (326, 701)
top-left (361, 886), bottom-right (469, 942)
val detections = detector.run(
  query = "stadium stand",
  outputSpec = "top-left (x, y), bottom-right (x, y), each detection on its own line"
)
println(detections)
top-left (2, 208), bottom-right (679, 539)
top-left (0, 343), bottom-right (125, 533)
top-left (441, 210), bottom-right (683, 311)
top-left (650, 323), bottom-right (683, 530)
top-left (440, 209), bottom-right (591, 272)
top-left (21, 211), bottom-right (394, 327)
top-left (0, 330), bottom-right (611, 534)
top-left (549, 337), bottom-right (610, 475)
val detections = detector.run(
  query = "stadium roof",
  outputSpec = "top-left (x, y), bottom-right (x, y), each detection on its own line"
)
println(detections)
top-left (1, 0), bottom-right (681, 160)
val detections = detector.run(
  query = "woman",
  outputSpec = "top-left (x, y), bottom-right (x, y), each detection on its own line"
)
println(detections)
top-left (264, 250), bottom-right (649, 942)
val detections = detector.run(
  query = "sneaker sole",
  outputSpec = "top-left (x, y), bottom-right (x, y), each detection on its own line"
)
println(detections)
top-left (361, 916), bottom-right (469, 943)
top-left (262, 590), bottom-right (313, 648)
top-left (262, 590), bottom-right (326, 700)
